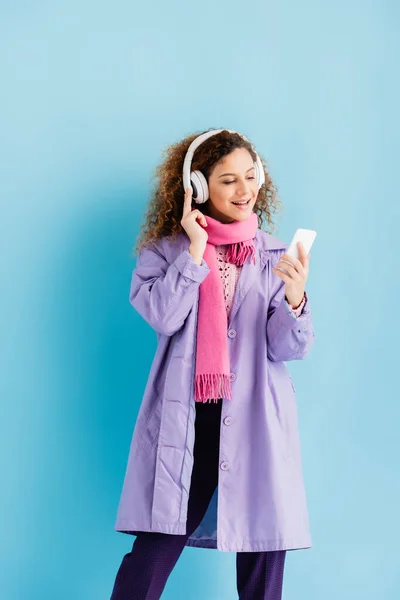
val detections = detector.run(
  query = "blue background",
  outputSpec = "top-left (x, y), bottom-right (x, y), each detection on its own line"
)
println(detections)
top-left (2, 1), bottom-right (399, 598)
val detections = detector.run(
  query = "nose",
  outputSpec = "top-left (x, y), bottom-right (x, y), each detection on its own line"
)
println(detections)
top-left (236, 182), bottom-right (252, 197)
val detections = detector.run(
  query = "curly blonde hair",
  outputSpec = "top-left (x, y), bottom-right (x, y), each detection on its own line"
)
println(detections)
top-left (133, 128), bottom-right (283, 257)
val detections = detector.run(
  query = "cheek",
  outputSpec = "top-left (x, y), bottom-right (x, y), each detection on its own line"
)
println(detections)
top-left (251, 182), bottom-right (259, 196)
top-left (219, 185), bottom-right (232, 198)
top-left (211, 186), bottom-right (232, 205)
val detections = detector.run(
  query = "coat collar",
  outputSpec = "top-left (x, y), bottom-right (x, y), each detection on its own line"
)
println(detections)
top-left (257, 228), bottom-right (287, 252)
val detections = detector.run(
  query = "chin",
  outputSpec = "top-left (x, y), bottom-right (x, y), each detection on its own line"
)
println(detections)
top-left (233, 210), bottom-right (253, 219)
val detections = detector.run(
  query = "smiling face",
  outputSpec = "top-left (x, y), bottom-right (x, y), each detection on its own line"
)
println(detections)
top-left (205, 148), bottom-right (259, 224)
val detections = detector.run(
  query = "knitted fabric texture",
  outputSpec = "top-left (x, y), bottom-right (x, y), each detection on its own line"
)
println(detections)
top-left (216, 245), bottom-right (243, 317)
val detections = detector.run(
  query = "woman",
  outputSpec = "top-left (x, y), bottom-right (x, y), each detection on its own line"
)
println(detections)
top-left (110, 128), bottom-right (316, 599)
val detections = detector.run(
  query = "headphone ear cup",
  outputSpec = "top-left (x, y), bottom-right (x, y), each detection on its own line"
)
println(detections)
top-left (254, 160), bottom-right (265, 190)
top-left (191, 170), bottom-right (209, 204)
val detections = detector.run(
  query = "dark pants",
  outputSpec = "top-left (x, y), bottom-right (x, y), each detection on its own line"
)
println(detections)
top-left (110, 399), bottom-right (286, 599)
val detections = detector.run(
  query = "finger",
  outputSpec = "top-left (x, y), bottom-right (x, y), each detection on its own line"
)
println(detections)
top-left (297, 242), bottom-right (309, 266)
top-left (280, 254), bottom-right (298, 268)
top-left (184, 187), bottom-right (192, 203)
top-left (182, 187), bottom-right (193, 217)
top-left (192, 209), bottom-right (207, 227)
top-left (279, 257), bottom-right (296, 269)
top-left (283, 244), bottom-right (306, 266)
top-left (272, 267), bottom-right (289, 282)
top-left (297, 241), bottom-right (306, 254)
top-left (280, 254), bottom-right (307, 276)
top-left (277, 259), bottom-right (304, 280)
top-left (274, 265), bottom-right (293, 278)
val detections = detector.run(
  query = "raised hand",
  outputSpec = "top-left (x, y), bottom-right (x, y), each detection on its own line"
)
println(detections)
top-left (272, 242), bottom-right (310, 308)
top-left (180, 187), bottom-right (208, 248)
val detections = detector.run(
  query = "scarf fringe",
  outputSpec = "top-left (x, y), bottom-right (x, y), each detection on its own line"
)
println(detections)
top-left (195, 373), bottom-right (231, 403)
top-left (226, 241), bottom-right (256, 266)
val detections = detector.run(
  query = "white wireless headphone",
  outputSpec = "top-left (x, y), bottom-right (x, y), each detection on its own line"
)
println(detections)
top-left (182, 129), bottom-right (266, 204)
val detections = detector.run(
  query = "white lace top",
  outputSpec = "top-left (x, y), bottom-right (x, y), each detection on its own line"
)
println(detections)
top-left (215, 244), bottom-right (242, 317)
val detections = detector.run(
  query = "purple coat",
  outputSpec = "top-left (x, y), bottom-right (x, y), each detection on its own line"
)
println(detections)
top-left (114, 227), bottom-right (316, 552)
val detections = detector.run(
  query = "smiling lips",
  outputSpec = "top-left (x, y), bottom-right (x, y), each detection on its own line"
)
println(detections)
top-left (232, 198), bottom-right (251, 205)
top-left (232, 198), bottom-right (251, 208)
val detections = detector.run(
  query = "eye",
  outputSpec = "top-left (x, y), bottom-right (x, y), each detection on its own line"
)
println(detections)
top-left (223, 177), bottom-right (255, 185)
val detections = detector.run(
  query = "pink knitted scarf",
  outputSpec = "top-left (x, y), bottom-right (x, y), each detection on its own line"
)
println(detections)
top-left (194, 211), bottom-right (258, 403)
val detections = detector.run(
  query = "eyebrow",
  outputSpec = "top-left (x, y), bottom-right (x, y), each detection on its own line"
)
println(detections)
top-left (218, 166), bottom-right (255, 178)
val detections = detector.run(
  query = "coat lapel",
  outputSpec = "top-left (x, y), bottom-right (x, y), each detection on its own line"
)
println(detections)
top-left (227, 230), bottom-right (285, 327)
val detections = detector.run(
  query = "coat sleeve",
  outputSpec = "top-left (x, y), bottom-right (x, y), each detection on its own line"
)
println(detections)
top-left (129, 242), bottom-right (210, 336)
top-left (266, 248), bottom-right (316, 362)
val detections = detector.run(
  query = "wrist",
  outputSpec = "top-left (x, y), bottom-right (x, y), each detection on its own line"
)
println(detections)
top-left (286, 292), bottom-right (305, 310)
top-left (188, 244), bottom-right (206, 265)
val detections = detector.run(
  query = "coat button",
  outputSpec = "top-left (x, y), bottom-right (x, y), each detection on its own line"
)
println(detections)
top-left (229, 372), bottom-right (236, 382)
top-left (224, 416), bottom-right (232, 426)
top-left (228, 329), bottom-right (236, 338)
top-left (220, 461), bottom-right (230, 470)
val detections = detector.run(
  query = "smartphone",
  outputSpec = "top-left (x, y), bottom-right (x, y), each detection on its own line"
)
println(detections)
top-left (286, 228), bottom-right (317, 259)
